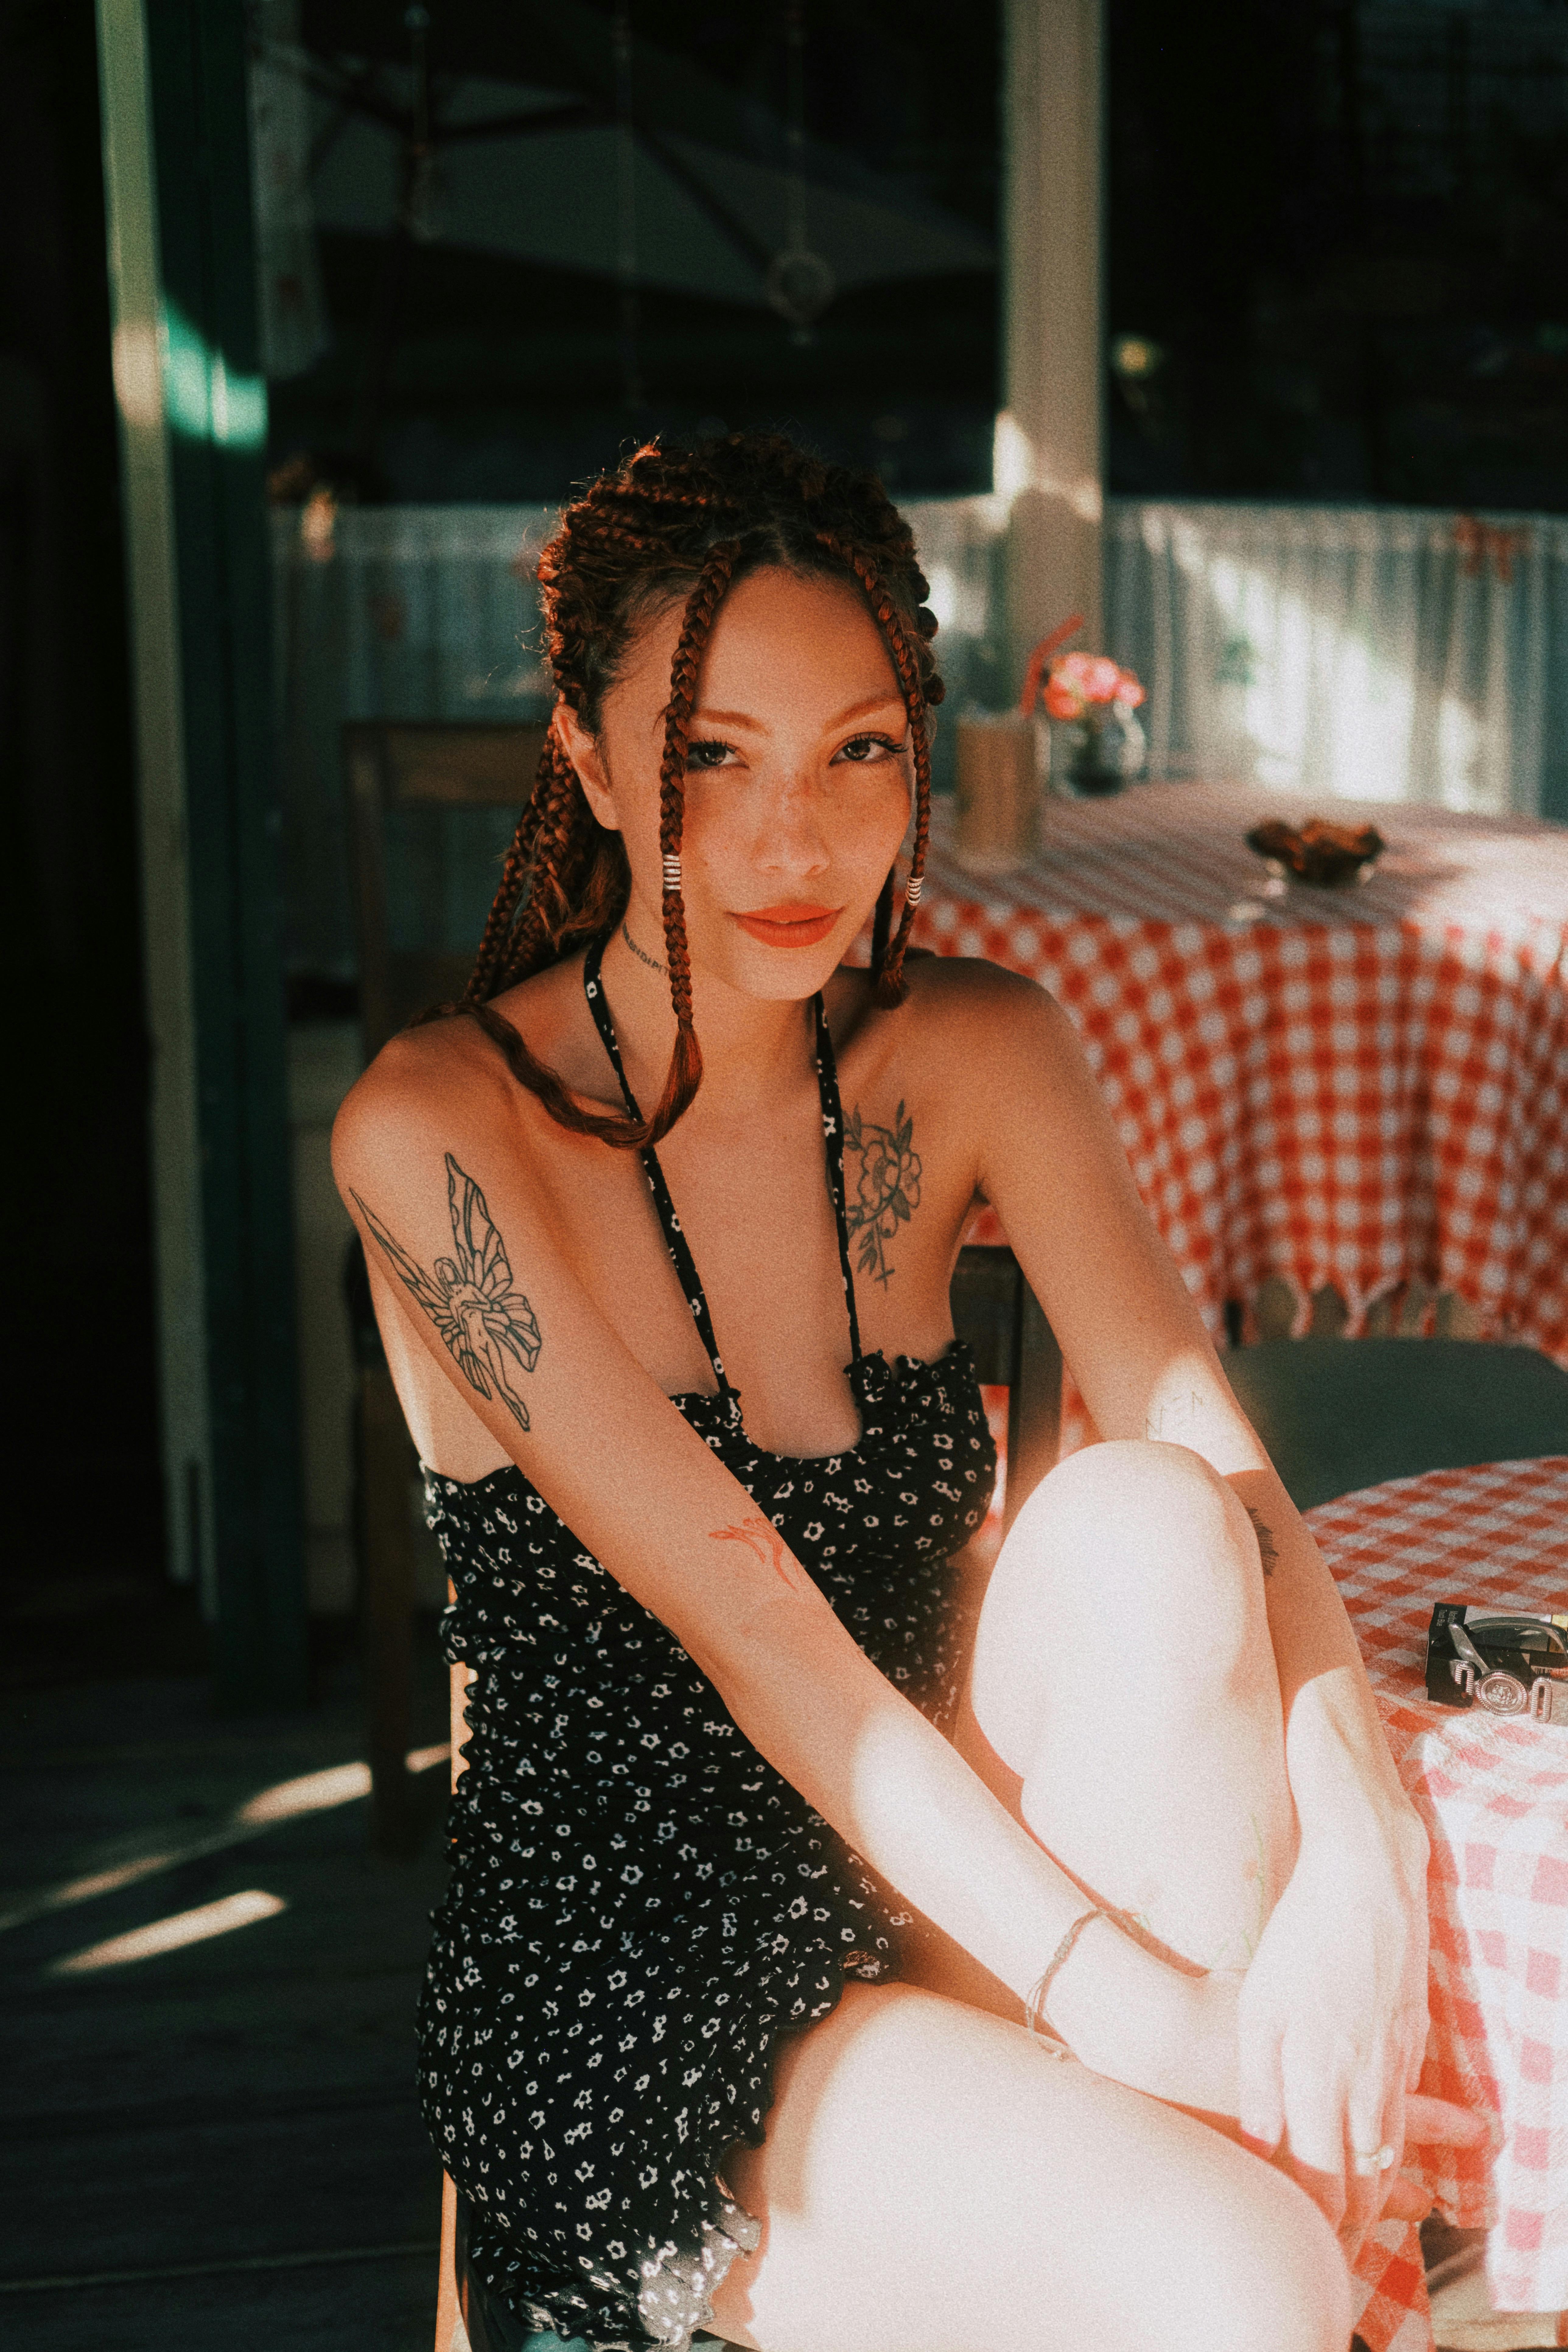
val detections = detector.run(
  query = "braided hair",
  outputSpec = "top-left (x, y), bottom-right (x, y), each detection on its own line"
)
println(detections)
top-left (436, 431), bottom-right (944, 1149)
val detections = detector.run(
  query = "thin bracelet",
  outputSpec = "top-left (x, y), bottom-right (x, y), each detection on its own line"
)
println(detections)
top-left (1024, 1906), bottom-right (1124, 2060)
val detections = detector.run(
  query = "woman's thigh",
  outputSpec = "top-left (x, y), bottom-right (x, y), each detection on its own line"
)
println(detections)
top-left (711, 1980), bottom-right (1352, 2352)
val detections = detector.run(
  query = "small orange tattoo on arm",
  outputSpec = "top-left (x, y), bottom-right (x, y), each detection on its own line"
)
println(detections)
top-left (709, 1515), bottom-right (810, 1596)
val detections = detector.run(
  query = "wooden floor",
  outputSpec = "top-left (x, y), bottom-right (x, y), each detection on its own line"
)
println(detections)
top-left (0, 1661), bottom-right (450, 2351)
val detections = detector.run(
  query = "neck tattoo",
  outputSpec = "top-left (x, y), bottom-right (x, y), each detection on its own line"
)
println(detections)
top-left (622, 920), bottom-right (666, 975)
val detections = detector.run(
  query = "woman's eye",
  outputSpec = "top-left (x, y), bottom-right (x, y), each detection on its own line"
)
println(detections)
top-left (836, 733), bottom-right (904, 765)
top-left (685, 739), bottom-right (737, 771)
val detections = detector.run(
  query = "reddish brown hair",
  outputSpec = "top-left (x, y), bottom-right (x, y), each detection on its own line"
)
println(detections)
top-left (435, 431), bottom-right (944, 1148)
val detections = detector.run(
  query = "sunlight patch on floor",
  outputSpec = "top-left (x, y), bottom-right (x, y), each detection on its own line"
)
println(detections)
top-left (47, 1888), bottom-right (287, 1976)
top-left (0, 1742), bottom-right (451, 1935)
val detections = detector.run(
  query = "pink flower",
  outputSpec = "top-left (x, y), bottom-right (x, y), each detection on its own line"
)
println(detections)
top-left (1045, 651), bottom-right (1145, 716)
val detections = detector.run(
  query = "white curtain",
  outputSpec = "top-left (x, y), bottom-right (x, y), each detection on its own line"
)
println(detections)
top-left (1104, 499), bottom-right (1568, 821)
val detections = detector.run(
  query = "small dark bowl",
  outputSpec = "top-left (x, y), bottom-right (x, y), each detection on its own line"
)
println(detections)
top-left (1245, 817), bottom-right (1386, 888)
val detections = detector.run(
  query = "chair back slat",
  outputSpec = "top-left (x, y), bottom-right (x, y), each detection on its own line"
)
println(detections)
top-left (344, 721), bottom-right (547, 1056)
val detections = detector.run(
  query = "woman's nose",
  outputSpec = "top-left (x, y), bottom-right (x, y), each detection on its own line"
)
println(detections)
top-left (754, 775), bottom-right (832, 875)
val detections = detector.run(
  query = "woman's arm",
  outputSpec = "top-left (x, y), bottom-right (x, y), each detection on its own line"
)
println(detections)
top-left (332, 1037), bottom-right (1220, 2109)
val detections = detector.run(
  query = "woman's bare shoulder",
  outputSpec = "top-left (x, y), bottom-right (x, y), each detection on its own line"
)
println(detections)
top-left (331, 1013), bottom-right (516, 1177)
top-left (830, 951), bottom-right (1071, 1084)
top-left (332, 957), bottom-right (602, 1176)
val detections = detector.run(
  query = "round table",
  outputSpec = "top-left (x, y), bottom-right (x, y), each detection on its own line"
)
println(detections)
top-left (1306, 1455), bottom-right (1568, 2352)
top-left (910, 782), bottom-right (1568, 1367)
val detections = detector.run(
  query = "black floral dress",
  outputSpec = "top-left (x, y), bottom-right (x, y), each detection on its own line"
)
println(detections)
top-left (418, 939), bottom-right (998, 2350)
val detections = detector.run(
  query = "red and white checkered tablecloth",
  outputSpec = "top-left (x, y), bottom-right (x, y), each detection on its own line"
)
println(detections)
top-left (1304, 1456), bottom-right (1568, 2352)
top-left (912, 783), bottom-right (1568, 1368)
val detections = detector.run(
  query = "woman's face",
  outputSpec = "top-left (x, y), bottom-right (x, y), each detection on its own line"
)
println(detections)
top-left (560, 565), bottom-right (915, 1001)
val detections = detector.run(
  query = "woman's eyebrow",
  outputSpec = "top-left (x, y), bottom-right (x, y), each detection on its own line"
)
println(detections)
top-left (679, 691), bottom-right (908, 739)
top-left (687, 706), bottom-right (767, 733)
top-left (824, 693), bottom-right (908, 729)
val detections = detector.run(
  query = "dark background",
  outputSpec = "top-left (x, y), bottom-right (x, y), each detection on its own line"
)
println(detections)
top-left (5, 0), bottom-right (1566, 1671)
top-left (1, 0), bottom-right (168, 1647)
top-left (1107, 0), bottom-right (1568, 507)
top-left (271, 0), bottom-right (1568, 512)
top-left (271, 0), bottom-right (1004, 501)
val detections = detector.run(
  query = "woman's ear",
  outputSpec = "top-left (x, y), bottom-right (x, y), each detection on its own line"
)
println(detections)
top-left (553, 702), bottom-right (619, 832)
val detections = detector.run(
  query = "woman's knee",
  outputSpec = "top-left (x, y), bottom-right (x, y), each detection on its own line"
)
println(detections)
top-left (1015, 1436), bottom-right (1247, 1563)
top-left (977, 1440), bottom-right (1264, 1702)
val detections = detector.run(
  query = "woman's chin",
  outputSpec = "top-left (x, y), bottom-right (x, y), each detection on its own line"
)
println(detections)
top-left (696, 926), bottom-right (863, 1002)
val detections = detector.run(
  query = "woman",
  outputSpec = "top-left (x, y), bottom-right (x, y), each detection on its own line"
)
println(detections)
top-left (334, 434), bottom-right (1475, 2352)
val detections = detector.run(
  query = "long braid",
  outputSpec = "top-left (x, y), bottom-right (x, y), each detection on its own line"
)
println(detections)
top-left (816, 534), bottom-right (935, 1005)
top-left (459, 732), bottom-right (563, 1004)
top-left (461, 733), bottom-right (575, 1002)
top-left (417, 765), bottom-right (645, 1143)
top-left (493, 740), bottom-right (587, 987)
top-left (644, 543), bottom-right (739, 1139)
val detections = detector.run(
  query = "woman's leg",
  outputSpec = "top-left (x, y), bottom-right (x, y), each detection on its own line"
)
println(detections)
top-left (898, 1437), bottom-right (1297, 2025)
top-left (712, 1980), bottom-right (1351, 2352)
top-left (710, 1441), bottom-right (1344, 2352)
top-left (961, 1437), bottom-right (1297, 1976)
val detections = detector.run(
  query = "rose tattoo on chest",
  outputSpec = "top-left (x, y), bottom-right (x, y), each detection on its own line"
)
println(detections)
top-left (842, 1102), bottom-right (922, 1289)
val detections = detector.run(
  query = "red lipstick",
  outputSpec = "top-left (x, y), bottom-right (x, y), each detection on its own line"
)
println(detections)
top-left (730, 901), bottom-right (841, 949)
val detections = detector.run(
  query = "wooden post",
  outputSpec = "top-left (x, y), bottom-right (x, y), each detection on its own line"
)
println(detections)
top-left (96, 0), bottom-right (307, 1707)
top-left (998, 0), bottom-right (1105, 682)
top-left (96, 0), bottom-right (213, 1601)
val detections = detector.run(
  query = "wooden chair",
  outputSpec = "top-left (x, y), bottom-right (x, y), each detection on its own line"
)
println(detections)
top-left (343, 721), bottom-right (547, 1853)
top-left (1226, 1336), bottom-right (1568, 1512)
top-left (433, 1244), bottom-right (1062, 2349)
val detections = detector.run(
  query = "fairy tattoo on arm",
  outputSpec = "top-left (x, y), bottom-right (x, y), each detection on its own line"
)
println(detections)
top-left (353, 1153), bottom-right (543, 1430)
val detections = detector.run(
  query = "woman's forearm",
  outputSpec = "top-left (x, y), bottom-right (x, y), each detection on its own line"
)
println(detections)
top-left (1228, 1464), bottom-right (1426, 1867)
top-left (691, 1587), bottom-right (1213, 2098)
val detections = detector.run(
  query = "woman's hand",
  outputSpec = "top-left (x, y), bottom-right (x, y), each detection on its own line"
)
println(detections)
top-left (1234, 1821), bottom-right (1436, 2257)
top-left (1124, 1953), bottom-right (1484, 2260)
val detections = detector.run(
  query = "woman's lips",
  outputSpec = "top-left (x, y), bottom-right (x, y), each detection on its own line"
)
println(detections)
top-left (730, 902), bottom-right (841, 949)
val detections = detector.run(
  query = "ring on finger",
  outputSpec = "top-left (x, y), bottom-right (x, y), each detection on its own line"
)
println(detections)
top-left (1350, 2144), bottom-right (1397, 2177)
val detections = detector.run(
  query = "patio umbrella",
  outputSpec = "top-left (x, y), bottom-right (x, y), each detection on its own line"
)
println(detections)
top-left (274, 3), bottom-right (993, 313)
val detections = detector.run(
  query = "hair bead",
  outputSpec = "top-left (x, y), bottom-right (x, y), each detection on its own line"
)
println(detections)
top-left (661, 853), bottom-right (682, 894)
top-left (905, 873), bottom-right (923, 907)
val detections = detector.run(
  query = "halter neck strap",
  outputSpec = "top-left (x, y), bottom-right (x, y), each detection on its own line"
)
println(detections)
top-left (581, 934), bottom-right (864, 1392)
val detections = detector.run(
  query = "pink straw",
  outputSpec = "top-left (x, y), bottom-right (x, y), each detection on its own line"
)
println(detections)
top-left (1018, 614), bottom-right (1085, 714)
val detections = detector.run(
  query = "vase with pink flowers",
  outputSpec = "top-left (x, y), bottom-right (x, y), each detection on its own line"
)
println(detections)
top-left (1037, 649), bottom-right (1148, 795)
